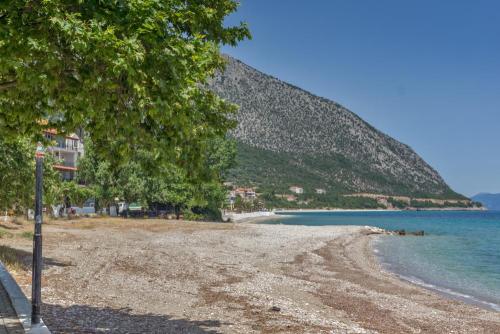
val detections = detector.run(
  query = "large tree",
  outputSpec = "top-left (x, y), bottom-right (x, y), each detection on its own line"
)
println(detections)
top-left (0, 0), bottom-right (249, 175)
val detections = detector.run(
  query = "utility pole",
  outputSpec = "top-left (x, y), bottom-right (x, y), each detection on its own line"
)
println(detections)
top-left (32, 143), bottom-right (44, 325)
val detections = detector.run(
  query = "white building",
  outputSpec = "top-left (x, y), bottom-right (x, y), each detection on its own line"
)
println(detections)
top-left (43, 130), bottom-right (84, 181)
top-left (234, 188), bottom-right (256, 199)
top-left (315, 188), bottom-right (326, 194)
top-left (289, 186), bottom-right (304, 194)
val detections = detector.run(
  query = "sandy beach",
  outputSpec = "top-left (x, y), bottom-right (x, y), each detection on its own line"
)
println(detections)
top-left (2, 218), bottom-right (499, 333)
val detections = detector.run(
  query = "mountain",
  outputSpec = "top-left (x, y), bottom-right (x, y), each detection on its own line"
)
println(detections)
top-left (209, 56), bottom-right (464, 201)
top-left (471, 193), bottom-right (500, 210)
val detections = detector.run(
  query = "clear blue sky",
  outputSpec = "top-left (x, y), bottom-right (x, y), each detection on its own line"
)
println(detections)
top-left (223, 0), bottom-right (499, 197)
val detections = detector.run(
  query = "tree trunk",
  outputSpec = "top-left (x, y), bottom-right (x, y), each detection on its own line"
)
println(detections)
top-left (175, 205), bottom-right (180, 220)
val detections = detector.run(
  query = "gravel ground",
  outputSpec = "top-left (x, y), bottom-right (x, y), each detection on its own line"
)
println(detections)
top-left (2, 218), bottom-right (499, 333)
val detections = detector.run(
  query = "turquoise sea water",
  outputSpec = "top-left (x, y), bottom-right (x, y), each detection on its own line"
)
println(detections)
top-left (268, 211), bottom-right (500, 311)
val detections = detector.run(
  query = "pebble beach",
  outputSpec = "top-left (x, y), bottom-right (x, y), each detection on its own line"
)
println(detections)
top-left (2, 218), bottom-right (499, 333)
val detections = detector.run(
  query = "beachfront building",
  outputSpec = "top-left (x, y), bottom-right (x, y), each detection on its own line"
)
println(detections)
top-left (289, 186), bottom-right (304, 194)
top-left (245, 189), bottom-right (256, 199)
top-left (43, 129), bottom-right (85, 181)
top-left (227, 187), bottom-right (257, 210)
top-left (234, 187), bottom-right (257, 200)
top-left (316, 188), bottom-right (327, 194)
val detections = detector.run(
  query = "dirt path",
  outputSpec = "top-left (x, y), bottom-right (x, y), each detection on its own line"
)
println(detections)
top-left (1, 218), bottom-right (499, 333)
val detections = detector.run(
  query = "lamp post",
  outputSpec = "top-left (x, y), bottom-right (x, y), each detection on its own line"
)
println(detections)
top-left (31, 143), bottom-right (44, 325)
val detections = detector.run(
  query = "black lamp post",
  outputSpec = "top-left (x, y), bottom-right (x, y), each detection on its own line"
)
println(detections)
top-left (31, 143), bottom-right (44, 325)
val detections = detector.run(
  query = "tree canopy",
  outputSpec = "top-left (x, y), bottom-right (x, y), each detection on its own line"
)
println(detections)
top-left (0, 0), bottom-right (250, 176)
top-left (77, 137), bottom-right (235, 219)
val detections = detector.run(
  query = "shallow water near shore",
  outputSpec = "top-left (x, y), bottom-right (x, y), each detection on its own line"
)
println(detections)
top-left (268, 210), bottom-right (500, 311)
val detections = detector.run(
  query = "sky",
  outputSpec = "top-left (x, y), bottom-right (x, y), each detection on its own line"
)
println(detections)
top-left (222, 0), bottom-right (500, 197)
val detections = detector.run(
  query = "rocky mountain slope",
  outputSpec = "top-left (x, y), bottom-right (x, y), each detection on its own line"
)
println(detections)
top-left (209, 56), bottom-right (463, 199)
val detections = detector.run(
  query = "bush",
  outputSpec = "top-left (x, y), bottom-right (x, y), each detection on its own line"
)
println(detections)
top-left (182, 211), bottom-right (205, 222)
top-left (388, 197), bottom-right (408, 209)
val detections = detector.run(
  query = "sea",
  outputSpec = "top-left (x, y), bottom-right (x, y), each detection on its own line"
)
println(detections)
top-left (267, 210), bottom-right (500, 311)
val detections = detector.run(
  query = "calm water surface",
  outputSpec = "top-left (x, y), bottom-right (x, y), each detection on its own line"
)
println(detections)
top-left (267, 211), bottom-right (500, 311)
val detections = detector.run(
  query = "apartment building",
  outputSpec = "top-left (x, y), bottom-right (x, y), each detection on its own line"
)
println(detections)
top-left (43, 130), bottom-right (85, 181)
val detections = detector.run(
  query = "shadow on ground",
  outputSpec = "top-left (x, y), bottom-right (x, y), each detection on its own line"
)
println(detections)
top-left (0, 224), bottom-right (23, 230)
top-left (0, 245), bottom-right (72, 271)
top-left (43, 303), bottom-right (229, 334)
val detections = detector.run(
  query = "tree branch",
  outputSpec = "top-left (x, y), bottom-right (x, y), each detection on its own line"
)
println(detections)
top-left (0, 80), bottom-right (17, 91)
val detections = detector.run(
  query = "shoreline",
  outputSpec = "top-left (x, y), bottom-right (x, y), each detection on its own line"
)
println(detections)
top-left (3, 218), bottom-right (499, 333)
top-left (274, 209), bottom-right (401, 213)
top-left (245, 213), bottom-right (500, 312)
top-left (275, 207), bottom-right (486, 213)
top-left (329, 230), bottom-right (500, 331)
top-left (223, 211), bottom-right (295, 224)
top-left (222, 211), bottom-right (283, 223)
top-left (225, 207), bottom-right (488, 224)
top-left (371, 236), bottom-right (500, 312)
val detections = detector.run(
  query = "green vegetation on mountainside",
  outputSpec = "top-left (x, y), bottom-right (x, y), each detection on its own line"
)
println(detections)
top-left (227, 142), bottom-right (464, 202)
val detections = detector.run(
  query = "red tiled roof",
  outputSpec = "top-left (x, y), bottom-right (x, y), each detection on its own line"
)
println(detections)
top-left (43, 129), bottom-right (80, 140)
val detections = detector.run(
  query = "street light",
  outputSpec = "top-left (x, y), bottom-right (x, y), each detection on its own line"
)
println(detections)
top-left (32, 143), bottom-right (44, 325)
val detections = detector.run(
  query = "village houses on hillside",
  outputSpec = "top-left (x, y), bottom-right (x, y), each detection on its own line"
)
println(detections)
top-left (289, 186), bottom-right (304, 194)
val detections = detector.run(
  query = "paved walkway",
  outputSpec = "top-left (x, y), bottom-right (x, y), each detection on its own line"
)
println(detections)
top-left (0, 283), bottom-right (24, 334)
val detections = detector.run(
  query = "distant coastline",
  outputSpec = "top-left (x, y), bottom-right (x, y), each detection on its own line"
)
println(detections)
top-left (224, 206), bottom-right (486, 225)
top-left (274, 208), bottom-right (400, 213)
top-left (274, 207), bottom-right (486, 214)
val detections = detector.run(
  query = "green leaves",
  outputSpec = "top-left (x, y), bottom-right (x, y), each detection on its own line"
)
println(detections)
top-left (0, 137), bottom-right (62, 212)
top-left (0, 138), bottom-right (34, 211)
top-left (78, 136), bottom-right (234, 218)
top-left (0, 0), bottom-right (250, 176)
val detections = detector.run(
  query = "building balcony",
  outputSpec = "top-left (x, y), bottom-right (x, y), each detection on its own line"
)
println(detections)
top-left (49, 143), bottom-right (80, 152)
top-left (54, 161), bottom-right (78, 172)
